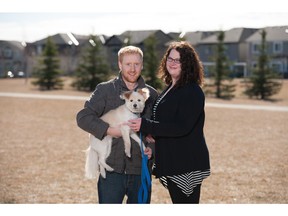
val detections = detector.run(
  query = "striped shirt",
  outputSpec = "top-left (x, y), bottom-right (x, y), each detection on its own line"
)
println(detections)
top-left (152, 86), bottom-right (210, 196)
top-left (159, 170), bottom-right (210, 196)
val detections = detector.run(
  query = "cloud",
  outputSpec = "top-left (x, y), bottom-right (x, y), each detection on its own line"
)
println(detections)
top-left (1, 0), bottom-right (288, 13)
top-left (1, 11), bottom-right (287, 42)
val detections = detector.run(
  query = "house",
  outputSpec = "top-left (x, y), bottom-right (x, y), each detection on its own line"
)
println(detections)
top-left (0, 40), bottom-right (27, 78)
top-left (196, 28), bottom-right (258, 77)
top-left (245, 26), bottom-right (288, 78)
top-left (28, 33), bottom-right (87, 76)
top-left (27, 33), bottom-right (108, 76)
top-left (105, 30), bottom-right (173, 71)
top-left (2, 26), bottom-right (287, 80)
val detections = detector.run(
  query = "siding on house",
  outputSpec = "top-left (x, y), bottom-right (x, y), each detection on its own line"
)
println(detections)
top-left (246, 26), bottom-right (288, 77)
top-left (196, 28), bottom-right (259, 77)
top-left (0, 40), bottom-right (27, 77)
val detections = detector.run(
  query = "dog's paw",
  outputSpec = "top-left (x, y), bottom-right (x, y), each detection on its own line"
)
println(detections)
top-left (100, 169), bottom-right (106, 178)
top-left (106, 166), bottom-right (114, 171)
top-left (125, 151), bottom-right (131, 158)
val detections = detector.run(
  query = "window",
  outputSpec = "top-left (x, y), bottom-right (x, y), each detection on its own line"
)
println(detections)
top-left (205, 46), bottom-right (212, 55)
top-left (3, 47), bottom-right (13, 58)
top-left (271, 61), bottom-right (283, 73)
top-left (273, 42), bottom-right (283, 54)
top-left (4, 62), bottom-right (11, 71)
top-left (36, 45), bottom-right (42, 55)
top-left (251, 61), bottom-right (258, 69)
top-left (203, 62), bottom-right (215, 77)
top-left (252, 43), bottom-right (260, 54)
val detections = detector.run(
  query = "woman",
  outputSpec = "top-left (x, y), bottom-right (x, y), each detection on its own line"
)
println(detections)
top-left (128, 41), bottom-right (210, 203)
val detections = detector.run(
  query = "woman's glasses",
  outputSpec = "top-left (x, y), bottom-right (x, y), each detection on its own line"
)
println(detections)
top-left (167, 56), bottom-right (181, 64)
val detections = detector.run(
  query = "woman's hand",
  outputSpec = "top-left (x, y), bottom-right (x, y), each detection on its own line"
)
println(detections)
top-left (145, 134), bottom-right (155, 144)
top-left (128, 118), bottom-right (142, 132)
top-left (144, 147), bottom-right (153, 159)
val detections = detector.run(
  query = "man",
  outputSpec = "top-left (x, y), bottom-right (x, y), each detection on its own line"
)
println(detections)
top-left (76, 46), bottom-right (158, 203)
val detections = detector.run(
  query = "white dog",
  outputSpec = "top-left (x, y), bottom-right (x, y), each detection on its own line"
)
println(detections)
top-left (85, 88), bottom-right (150, 179)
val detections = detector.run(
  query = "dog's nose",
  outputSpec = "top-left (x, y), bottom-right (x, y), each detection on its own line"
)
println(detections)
top-left (133, 104), bottom-right (137, 108)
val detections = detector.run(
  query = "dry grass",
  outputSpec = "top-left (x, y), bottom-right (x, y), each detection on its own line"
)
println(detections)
top-left (0, 78), bottom-right (287, 204)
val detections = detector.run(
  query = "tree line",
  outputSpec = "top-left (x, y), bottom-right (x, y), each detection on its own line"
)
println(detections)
top-left (32, 31), bottom-right (282, 100)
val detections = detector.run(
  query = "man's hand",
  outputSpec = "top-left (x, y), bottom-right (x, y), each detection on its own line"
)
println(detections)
top-left (107, 126), bottom-right (122, 138)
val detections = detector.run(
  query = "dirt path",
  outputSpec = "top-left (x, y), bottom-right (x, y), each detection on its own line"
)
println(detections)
top-left (1, 92), bottom-right (287, 112)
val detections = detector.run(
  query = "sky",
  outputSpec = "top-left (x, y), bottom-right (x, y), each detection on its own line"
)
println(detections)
top-left (0, 0), bottom-right (288, 43)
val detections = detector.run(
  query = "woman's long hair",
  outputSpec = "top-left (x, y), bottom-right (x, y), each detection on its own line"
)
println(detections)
top-left (158, 41), bottom-right (204, 87)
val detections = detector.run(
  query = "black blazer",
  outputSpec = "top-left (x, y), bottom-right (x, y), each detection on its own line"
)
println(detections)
top-left (141, 83), bottom-right (210, 178)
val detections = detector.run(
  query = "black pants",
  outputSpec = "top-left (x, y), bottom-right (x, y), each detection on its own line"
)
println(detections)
top-left (167, 179), bottom-right (201, 204)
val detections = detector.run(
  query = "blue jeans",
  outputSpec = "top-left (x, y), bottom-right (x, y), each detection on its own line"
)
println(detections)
top-left (97, 172), bottom-right (151, 204)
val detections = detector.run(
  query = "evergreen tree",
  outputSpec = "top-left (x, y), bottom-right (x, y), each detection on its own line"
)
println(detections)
top-left (72, 35), bottom-right (110, 91)
top-left (204, 31), bottom-right (235, 99)
top-left (244, 30), bottom-right (282, 99)
top-left (142, 35), bottom-right (163, 90)
top-left (32, 37), bottom-right (63, 90)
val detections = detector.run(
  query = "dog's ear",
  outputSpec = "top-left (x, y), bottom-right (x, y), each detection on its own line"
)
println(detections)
top-left (120, 91), bottom-right (133, 100)
top-left (137, 88), bottom-right (150, 101)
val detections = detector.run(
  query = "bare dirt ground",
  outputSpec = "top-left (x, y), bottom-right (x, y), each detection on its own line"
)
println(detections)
top-left (0, 78), bottom-right (287, 204)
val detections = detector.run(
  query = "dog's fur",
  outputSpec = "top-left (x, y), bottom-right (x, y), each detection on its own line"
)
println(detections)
top-left (85, 88), bottom-right (150, 179)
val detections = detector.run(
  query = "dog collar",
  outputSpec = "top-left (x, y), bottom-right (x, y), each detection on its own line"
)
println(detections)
top-left (133, 113), bottom-right (141, 117)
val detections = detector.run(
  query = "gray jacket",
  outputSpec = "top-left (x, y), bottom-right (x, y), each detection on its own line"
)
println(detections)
top-left (76, 73), bottom-right (158, 175)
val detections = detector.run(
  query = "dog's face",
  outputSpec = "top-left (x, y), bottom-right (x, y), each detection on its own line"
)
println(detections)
top-left (121, 88), bottom-right (150, 114)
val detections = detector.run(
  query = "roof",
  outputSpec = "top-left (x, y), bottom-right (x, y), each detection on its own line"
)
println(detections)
top-left (182, 31), bottom-right (217, 45)
top-left (0, 40), bottom-right (26, 50)
top-left (119, 30), bottom-right (163, 44)
top-left (34, 33), bottom-right (73, 45)
top-left (246, 26), bottom-right (288, 42)
top-left (199, 28), bottom-right (258, 44)
top-left (167, 32), bottom-right (181, 40)
top-left (32, 33), bottom-right (107, 46)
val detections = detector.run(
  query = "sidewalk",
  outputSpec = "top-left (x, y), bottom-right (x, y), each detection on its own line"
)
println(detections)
top-left (1, 92), bottom-right (288, 112)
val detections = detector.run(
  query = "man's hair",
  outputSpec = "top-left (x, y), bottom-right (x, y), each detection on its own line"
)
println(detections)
top-left (118, 46), bottom-right (143, 62)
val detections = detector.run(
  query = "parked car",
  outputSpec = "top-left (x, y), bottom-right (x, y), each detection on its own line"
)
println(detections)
top-left (17, 71), bottom-right (25, 77)
top-left (5, 71), bottom-right (25, 78)
top-left (7, 71), bottom-right (14, 78)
